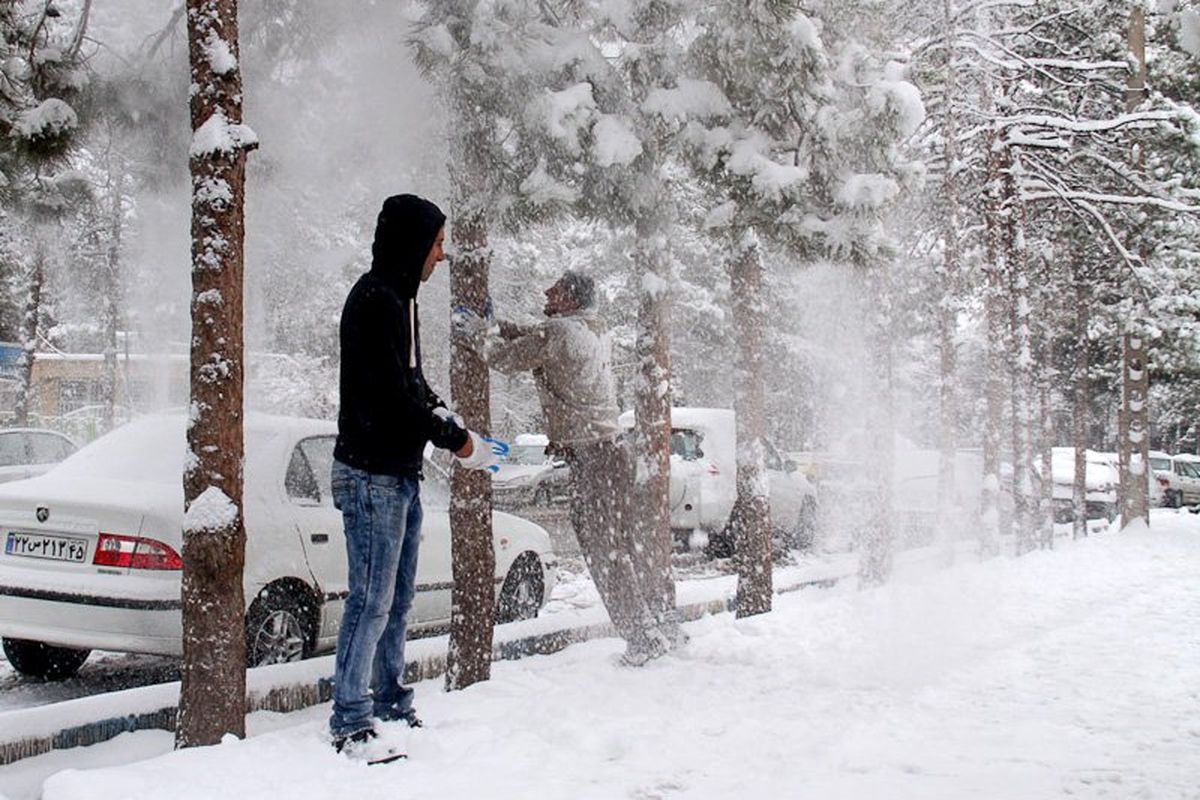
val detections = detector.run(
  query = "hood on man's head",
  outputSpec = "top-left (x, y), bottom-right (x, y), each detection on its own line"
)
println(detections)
top-left (370, 194), bottom-right (446, 297)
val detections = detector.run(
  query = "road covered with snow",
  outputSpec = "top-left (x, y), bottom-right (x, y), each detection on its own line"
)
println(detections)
top-left (3, 512), bottom-right (1198, 800)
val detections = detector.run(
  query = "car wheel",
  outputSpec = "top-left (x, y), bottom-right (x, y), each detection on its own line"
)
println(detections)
top-left (246, 588), bottom-right (314, 666)
top-left (1169, 490), bottom-right (1183, 509)
top-left (2, 637), bottom-right (90, 680)
top-left (497, 553), bottom-right (544, 623)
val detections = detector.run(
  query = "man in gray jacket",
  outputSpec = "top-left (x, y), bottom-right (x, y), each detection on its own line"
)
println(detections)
top-left (472, 272), bottom-right (677, 665)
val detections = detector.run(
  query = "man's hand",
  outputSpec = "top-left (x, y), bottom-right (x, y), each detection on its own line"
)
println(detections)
top-left (455, 431), bottom-right (510, 472)
top-left (433, 406), bottom-right (465, 428)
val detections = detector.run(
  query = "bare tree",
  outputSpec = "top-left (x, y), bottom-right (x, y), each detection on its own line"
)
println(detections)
top-left (177, 0), bottom-right (256, 749)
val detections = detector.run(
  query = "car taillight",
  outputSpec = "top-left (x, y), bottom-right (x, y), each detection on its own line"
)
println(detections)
top-left (1157, 476), bottom-right (1170, 488)
top-left (93, 533), bottom-right (183, 571)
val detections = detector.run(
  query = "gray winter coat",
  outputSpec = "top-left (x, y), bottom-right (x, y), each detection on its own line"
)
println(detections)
top-left (485, 309), bottom-right (621, 447)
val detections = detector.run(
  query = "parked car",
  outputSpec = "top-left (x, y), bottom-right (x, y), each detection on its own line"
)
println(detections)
top-left (0, 428), bottom-right (78, 484)
top-left (1049, 447), bottom-right (1119, 523)
top-left (618, 407), bottom-right (817, 556)
top-left (1164, 453), bottom-right (1200, 506)
top-left (1148, 450), bottom-right (1174, 507)
top-left (491, 433), bottom-right (570, 508)
top-left (0, 414), bottom-right (557, 680)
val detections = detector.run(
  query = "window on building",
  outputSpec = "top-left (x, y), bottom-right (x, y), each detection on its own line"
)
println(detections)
top-left (58, 379), bottom-right (99, 415)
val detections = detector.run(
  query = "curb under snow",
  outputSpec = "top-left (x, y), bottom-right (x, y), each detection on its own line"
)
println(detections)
top-left (0, 566), bottom-right (849, 767)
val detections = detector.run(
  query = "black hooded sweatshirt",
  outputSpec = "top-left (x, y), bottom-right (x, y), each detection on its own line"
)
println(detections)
top-left (333, 194), bottom-right (468, 477)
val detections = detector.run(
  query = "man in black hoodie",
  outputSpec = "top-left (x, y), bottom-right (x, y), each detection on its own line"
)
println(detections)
top-left (328, 194), bottom-right (501, 757)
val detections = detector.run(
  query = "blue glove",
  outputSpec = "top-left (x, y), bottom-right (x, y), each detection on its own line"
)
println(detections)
top-left (483, 435), bottom-right (509, 458)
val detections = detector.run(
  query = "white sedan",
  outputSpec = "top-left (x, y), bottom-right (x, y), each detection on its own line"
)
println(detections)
top-left (0, 414), bottom-right (557, 679)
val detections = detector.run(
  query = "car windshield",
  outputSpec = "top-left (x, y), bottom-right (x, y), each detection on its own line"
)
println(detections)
top-left (0, 432), bottom-right (23, 467)
top-left (670, 429), bottom-right (704, 461)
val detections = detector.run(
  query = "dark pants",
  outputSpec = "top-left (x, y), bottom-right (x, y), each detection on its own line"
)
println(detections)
top-left (562, 439), bottom-right (669, 651)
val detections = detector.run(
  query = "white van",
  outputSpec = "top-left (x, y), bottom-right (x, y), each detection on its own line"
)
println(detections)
top-left (618, 407), bottom-right (817, 556)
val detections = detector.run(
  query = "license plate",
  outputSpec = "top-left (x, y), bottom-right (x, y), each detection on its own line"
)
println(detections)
top-left (5, 531), bottom-right (88, 563)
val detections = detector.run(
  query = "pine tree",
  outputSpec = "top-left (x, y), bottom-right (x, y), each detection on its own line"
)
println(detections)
top-left (177, 0), bottom-right (256, 749)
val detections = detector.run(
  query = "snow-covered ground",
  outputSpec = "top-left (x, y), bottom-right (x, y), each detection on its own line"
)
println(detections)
top-left (3, 512), bottom-right (1198, 800)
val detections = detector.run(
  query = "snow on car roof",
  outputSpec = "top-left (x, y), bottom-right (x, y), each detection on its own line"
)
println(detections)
top-left (38, 413), bottom-right (335, 485)
top-left (513, 433), bottom-right (549, 446)
top-left (617, 407), bottom-right (737, 432)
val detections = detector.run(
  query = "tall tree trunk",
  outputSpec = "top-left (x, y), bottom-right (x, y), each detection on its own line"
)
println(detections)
top-left (1037, 371), bottom-right (1053, 549)
top-left (632, 212), bottom-right (676, 616)
top-left (1004, 149), bottom-right (1035, 555)
top-left (13, 244), bottom-right (43, 427)
top-left (979, 107), bottom-right (1007, 557)
top-left (858, 260), bottom-right (895, 587)
top-left (937, 0), bottom-right (961, 559)
top-left (1119, 6), bottom-right (1150, 529)
top-left (100, 167), bottom-right (123, 434)
top-left (1072, 267), bottom-right (1089, 540)
top-left (446, 204), bottom-right (495, 691)
top-left (728, 230), bottom-right (771, 617)
top-left (178, 0), bottom-right (253, 749)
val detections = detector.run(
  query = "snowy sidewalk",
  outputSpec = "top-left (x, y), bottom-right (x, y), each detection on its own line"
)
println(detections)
top-left (6, 516), bottom-right (1199, 799)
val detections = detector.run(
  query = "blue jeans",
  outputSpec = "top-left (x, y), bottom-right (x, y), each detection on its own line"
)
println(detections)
top-left (328, 460), bottom-right (423, 737)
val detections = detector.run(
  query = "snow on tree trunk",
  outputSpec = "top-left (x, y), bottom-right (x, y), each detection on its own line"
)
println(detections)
top-left (446, 205), bottom-right (495, 691)
top-left (858, 261), bottom-right (896, 588)
top-left (178, 0), bottom-right (254, 750)
top-left (728, 231), bottom-right (771, 618)
top-left (1120, 331), bottom-right (1151, 526)
top-left (632, 213), bottom-right (676, 616)
top-left (13, 244), bottom-right (43, 427)
top-left (1119, 7), bottom-right (1151, 530)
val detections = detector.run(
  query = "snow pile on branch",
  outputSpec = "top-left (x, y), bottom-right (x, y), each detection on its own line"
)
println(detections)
top-left (527, 83), bottom-right (596, 155)
top-left (642, 79), bottom-right (731, 121)
top-left (14, 98), bottom-right (78, 141)
top-left (184, 486), bottom-right (239, 534)
top-left (867, 79), bottom-right (925, 138)
top-left (790, 14), bottom-right (823, 51)
top-left (726, 135), bottom-right (808, 201)
top-left (835, 173), bottom-right (901, 209)
top-left (591, 115), bottom-right (642, 167)
top-left (519, 159), bottom-right (579, 205)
